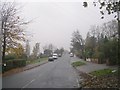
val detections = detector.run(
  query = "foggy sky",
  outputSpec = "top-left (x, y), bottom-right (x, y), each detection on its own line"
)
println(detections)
top-left (19, 1), bottom-right (114, 52)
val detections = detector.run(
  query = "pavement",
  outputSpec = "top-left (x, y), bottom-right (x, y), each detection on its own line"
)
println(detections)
top-left (24, 60), bottom-right (48, 71)
top-left (70, 56), bottom-right (117, 73)
top-left (2, 59), bottom-right (48, 77)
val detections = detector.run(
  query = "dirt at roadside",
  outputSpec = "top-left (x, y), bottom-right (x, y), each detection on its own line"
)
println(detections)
top-left (2, 61), bottom-right (48, 77)
top-left (2, 67), bottom-right (25, 77)
top-left (79, 71), bottom-right (118, 88)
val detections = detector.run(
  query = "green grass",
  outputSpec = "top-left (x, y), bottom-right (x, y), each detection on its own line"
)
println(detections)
top-left (26, 57), bottom-right (48, 65)
top-left (71, 61), bottom-right (86, 67)
top-left (90, 68), bottom-right (118, 77)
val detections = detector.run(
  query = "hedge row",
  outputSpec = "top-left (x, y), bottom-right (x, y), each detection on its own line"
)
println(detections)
top-left (3, 59), bottom-right (26, 72)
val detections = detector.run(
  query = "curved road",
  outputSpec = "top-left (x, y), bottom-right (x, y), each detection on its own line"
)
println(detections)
top-left (3, 53), bottom-right (80, 88)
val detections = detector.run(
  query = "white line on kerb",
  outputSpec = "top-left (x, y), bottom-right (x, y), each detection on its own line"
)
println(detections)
top-left (22, 79), bottom-right (35, 88)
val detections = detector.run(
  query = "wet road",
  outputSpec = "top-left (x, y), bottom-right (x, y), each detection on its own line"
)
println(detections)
top-left (3, 53), bottom-right (80, 88)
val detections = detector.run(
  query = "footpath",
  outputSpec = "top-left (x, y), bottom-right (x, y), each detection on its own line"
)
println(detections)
top-left (70, 57), bottom-right (118, 88)
top-left (77, 59), bottom-right (117, 73)
top-left (70, 57), bottom-right (117, 73)
top-left (2, 60), bottom-right (48, 77)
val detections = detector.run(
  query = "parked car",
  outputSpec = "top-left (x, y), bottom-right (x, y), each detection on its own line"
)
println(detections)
top-left (70, 53), bottom-right (74, 57)
top-left (48, 57), bottom-right (54, 61)
top-left (52, 53), bottom-right (58, 59)
top-left (58, 54), bottom-right (62, 57)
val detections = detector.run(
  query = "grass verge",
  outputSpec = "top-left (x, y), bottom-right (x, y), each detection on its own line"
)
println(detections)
top-left (71, 61), bottom-right (86, 67)
top-left (89, 68), bottom-right (118, 77)
top-left (26, 57), bottom-right (48, 65)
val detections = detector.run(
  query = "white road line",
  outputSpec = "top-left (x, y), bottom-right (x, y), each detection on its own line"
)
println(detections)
top-left (22, 79), bottom-right (36, 88)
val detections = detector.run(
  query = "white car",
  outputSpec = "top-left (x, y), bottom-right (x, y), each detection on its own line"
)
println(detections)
top-left (70, 53), bottom-right (74, 57)
top-left (52, 53), bottom-right (58, 59)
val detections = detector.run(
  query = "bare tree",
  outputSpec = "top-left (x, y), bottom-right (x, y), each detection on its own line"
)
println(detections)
top-left (0, 2), bottom-right (29, 63)
top-left (48, 44), bottom-right (54, 53)
top-left (71, 30), bottom-right (84, 58)
top-left (25, 40), bottom-right (30, 58)
top-left (43, 44), bottom-right (56, 56)
top-left (32, 43), bottom-right (40, 58)
top-left (89, 25), bottom-right (101, 41)
top-left (102, 20), bottom-right (118, 38)
top-left (43, 45), bottom-right (48, 53)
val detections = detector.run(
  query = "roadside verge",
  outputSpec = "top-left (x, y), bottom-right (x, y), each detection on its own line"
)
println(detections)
top-left (2, 60), bottom-right (48, 77)
top-left (71, 59), bottom-right (118, 88)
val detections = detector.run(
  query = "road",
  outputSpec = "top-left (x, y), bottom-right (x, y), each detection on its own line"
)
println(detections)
top-left (3, 53), bottom-right (80, 88)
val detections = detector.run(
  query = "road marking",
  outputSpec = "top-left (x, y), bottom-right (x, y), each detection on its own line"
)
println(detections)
top-left (22, 79), bottom-right (36, 88)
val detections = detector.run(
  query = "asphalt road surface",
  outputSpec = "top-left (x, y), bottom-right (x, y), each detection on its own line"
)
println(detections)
top-left (3, 53), bottom-right (80, 88)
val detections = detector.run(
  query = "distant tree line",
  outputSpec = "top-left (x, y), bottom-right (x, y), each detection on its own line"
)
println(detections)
top-left (42, 44), bottom-right (64, 57)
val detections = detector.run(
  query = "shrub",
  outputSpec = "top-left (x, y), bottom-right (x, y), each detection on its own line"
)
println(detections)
top-left (3, 60), bottom-right (13, 72)
top-left (71, 61), bottom-right (86, 67)
top-left (89, 68), bottom-right (116, 77)
top-left (13, 59), bottom-right (26, 68)
top-left (3, 59), bottom-right (26, 72)
top-left (5, 54), bottom-right (16, 60)
top-left (40, 54), bottom-right (48, 58)
top-left (19, 54), bottom-right (27, 59)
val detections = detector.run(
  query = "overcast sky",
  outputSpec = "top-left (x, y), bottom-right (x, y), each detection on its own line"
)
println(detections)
top-left (17, 0), bottom-right (114, 52)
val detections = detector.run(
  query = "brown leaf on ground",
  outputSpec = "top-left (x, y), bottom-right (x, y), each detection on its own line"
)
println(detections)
top-left (80, 72), bottom-right (118, 88)
top-left (2, 67), bottom-right (24, 77)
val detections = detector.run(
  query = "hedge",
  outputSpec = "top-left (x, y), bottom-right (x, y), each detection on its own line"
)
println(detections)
top-left (3, 59), bottom-right (26, 72)
top-left (5, 54), bottom-right (16, 60)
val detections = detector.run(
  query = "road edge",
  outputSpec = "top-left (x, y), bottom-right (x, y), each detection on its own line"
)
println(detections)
top-left (2, 60), bottom-right (48, 77)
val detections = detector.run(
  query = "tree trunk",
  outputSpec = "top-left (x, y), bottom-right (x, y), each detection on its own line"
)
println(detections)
top-left (2, 29), bottom-right (6, 63)
top-left (0, 20), bottom-right (2, 64)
